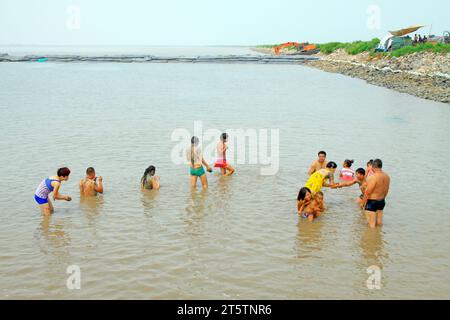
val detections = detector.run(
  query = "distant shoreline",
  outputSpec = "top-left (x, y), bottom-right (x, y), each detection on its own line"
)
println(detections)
top-left (251, 47), bottom-right (449, 104)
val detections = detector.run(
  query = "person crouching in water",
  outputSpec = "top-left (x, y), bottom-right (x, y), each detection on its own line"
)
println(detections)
top-left (297, 187), bottom-right (312, 216)
top-left (79, 167), bottom-right (103, 197)
top-left (186, 136), bottom-right (212, 189)
top-left (141, 165), bottom-right (160, 190)
top-left (34, 167), bottom-right (72, 215)
top-left (299, 190), bottom-right (325, 221)
top-left (214, 133), bottom-right (235, 176)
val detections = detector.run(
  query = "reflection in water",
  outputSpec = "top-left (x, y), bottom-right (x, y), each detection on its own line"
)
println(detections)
top-left (80, 195), bottom-right (104, 217)
top-left (295, 219), bottom-right (323, 259)
top-left (36, 215), bottom-right (71, 263)
top-left (214, 175), bottom-right (232, 211)
top-left (359, 227), bottom-right (387, 269)
top-left (183, 189), bottom-right (210, 237)
top-left (140, 189), bottom-right (160, 215)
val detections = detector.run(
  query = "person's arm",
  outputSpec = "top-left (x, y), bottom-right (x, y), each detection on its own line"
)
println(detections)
top-left (307, 162), bottom-right (315, 176)
top-left (152, 176), bottom-right (160, 190)
top-left (53, 182), bottom-right (71, 201)
top-left (362, 178), bottom-right (376, 208)
top-left (94, 176), bottom-right (103, 193)
top-left (202, 158), bottom-right (212, 172)
top-left (338, 179), bottom-right (359, 188)
top-left (79, 179), bottom-right (84, 193)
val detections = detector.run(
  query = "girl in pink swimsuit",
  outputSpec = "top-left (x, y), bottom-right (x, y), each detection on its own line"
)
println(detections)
top-left (339, 159), bottom-right (355, 182)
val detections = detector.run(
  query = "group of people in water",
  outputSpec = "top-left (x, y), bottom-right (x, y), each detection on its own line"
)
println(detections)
top-left (34, 136), bottom-right (389, 229)
top-left (34, 133), bottom-right (235, 214)
top-left (297, 151), bottom-right (391, 228)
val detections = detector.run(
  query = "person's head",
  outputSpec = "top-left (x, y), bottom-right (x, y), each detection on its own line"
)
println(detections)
top-left (220, 132), bottom-right (228, 142)
top-left (297, 187), bottom-right (312, 202)
top-left (314, 191), bottom-right (324, 204)
top-left (326, 161), bottom-right (337, 173)
top-left (318, 151), bottom-right (327, 163)
top-left (372, 159), bottom-right (383, 170)
top-left (355, 168), bottom-right (366, 180)
top-left (86, 167), bottom-right (96, 179)
top-left (343, 159), bottom-right (354, 168)
top-left (141, 165), bottom-right (156, 186)
top-left (57, 167), bottom-right (71, 181)
top-left (367, 159), bottom-right (373, 169)
top-left (191, 136), bottom-right (199, 146)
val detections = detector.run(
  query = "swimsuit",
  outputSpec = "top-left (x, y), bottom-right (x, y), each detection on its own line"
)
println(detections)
top-left (340, 168), bottom-right (355, 181)
top-left (305, 171), bottom-right (327, 194)
top-left (365, 199), bottom-right (386, 212)
top-left (301, 212), bottom-right (313, 219)
top-left (34, 178), bottom-right (59, 205)
top-left (214, 142), bottom-right (227, 168)
top-left (190, 166), bottom-right (206, 177)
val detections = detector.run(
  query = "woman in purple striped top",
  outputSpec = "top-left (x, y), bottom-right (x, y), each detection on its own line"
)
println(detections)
top-left (34, 167), bottom-right (72, 215)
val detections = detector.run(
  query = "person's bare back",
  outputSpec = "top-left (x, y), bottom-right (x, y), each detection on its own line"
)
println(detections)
top-left (366, 171), bottom-right (390, 200)
top-left (79, 167), bottom-right (103, 197)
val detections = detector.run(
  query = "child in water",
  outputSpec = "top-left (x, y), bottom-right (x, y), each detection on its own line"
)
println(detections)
top-left (339, 159), bottom-right (355, 182)
top-left (79, 167), bottom-right (104, 197)
top-left (299, 191), bottom-right (325, 221)
top-left (141, 165), bottom-right (160, 190)
top-left (214, 133), bottom-right (235, 176)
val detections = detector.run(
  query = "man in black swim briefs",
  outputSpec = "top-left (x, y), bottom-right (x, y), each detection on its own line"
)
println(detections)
top-left (362, 159), bottom-right (390, 228)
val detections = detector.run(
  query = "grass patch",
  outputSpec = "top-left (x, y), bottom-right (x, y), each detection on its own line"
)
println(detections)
top-left (317, 38), bottom-right (380, 55)
top-left (389, 42), bottom-right (450, 57)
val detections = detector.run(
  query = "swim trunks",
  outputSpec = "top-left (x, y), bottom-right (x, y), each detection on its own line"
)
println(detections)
top-left (301, 212), bottom-right (313, 219)
top-left (34, 194), bottom-right (48, 205)
top-left (365, 199), bottom-right (386, 212)
top-left (190, 166), bottom-right (206, 177)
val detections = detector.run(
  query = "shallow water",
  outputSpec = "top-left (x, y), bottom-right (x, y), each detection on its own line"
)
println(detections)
top-left (1, 48), bottom-right (450, 299)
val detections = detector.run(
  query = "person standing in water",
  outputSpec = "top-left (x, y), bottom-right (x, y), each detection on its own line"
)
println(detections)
top-left (34, 167), bottom-right (72, 215)
top-left (79, 167), bottom-right (104, 197)
top-left (308, 151), bottom-right (328, 176)
top-left (304, 161), bottom-right (339, 194)
top-left (339, 159), bottom-right (355, 182)
top-left (141, 165), bottom-right (160, 190)
top-left (362, 159), bottom-right (390, 228)
top-left (214, 133), bottom-right (235, 176)
top-left (186, 136), bottom-right (212, 189)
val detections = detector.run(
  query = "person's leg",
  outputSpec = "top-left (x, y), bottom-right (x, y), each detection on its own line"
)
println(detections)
top-left (190, 175), bottom-right (198, 188)
top-left (376, 210), bottom-right (383, 226)
top-left (220, 167), bottom-right (226, 175)
top-left (40, 203), bottom-right (52, 216)
top-left (225, 164), bottom-right (235, 176)
top-left (48, 198), bottom-right (54, 213)
top-left (365, 211), bottom-right (377, 228)
top-left (200, 174), bottom-right (208, 189)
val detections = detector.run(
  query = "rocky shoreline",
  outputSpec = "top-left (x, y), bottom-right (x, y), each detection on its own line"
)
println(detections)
top-left (253, 47), bottom-right (450, 103)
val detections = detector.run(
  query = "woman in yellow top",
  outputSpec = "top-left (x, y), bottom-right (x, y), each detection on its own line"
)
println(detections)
top-left (305, 161), bottom-right (339, 194)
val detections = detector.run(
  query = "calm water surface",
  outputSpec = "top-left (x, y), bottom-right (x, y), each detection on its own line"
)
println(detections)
top-left (0, 48), bottom-right (449, 299)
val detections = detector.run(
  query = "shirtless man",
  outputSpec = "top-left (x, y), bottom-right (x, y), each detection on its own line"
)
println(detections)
top-left (362, 159), bottom-right (390, 228)
top-left (79, 167), bottom-right (103, 197)
top-left (308, 151), bottom-right (328, 176)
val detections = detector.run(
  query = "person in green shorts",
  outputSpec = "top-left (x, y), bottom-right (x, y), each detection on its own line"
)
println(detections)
top-left (186, 136), bottom-right (212, 189)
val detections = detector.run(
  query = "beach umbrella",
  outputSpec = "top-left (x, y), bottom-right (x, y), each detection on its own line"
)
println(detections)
top-left (389, 25), bottom-right (425, 37)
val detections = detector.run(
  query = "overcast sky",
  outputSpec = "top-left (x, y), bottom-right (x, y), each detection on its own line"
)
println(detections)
top-left (0, 0), bottom-right (448, 46)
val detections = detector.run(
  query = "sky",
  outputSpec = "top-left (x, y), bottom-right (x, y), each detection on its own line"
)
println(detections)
top-left (0, 0), bottom-right (448, 46)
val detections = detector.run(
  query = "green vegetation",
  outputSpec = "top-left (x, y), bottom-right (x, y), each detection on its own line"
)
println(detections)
top-left (388, 42), bottom-right (450, 57)
top-left (316, 38), bottom-right (380, 55)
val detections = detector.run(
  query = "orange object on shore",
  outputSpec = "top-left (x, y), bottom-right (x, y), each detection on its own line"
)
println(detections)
top-left (274, 42), bottom-right (317, 55)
